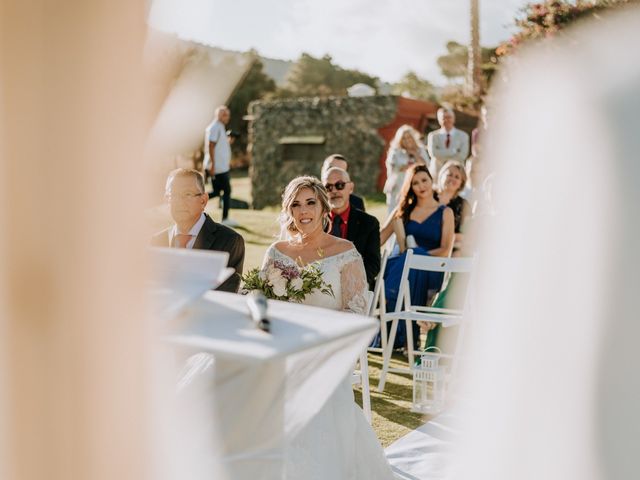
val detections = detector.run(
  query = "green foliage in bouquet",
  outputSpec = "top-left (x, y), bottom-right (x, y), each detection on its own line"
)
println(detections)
top-left (242, 260), bottom-right (334, 302)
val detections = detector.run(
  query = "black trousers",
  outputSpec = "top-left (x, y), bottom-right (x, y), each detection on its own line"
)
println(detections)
top-left (208, 171), bottom-right (231, 220)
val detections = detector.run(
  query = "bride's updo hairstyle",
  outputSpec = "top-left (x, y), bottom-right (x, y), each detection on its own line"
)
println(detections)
top-left (280, 176), bottom-right (331, 235)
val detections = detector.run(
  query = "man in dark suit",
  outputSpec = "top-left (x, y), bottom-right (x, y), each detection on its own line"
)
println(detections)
top-left (322, 167), bottom-right (380, 290)
top-left (151, 168), bottom-right (245, 293)
top-left (321, 154), bottom-right (366, 211)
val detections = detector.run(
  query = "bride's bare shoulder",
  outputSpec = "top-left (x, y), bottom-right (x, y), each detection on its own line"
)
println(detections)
top-left (323, 236), bottom-right (355, 256)
top-left (271, 240), bottom-right (290, 255)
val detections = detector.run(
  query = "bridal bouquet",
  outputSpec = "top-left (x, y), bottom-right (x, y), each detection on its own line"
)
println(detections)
top-left (242, 260), bottom-right (333, 302)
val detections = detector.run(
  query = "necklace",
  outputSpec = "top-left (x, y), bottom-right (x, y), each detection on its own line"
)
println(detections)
top-left (288, 235), bottom-right (325, 260)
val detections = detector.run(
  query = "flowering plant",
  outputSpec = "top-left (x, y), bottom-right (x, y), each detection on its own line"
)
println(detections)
top-left (241, 260), bottom-right (333, 302)
top-left (496, 0), bottom-right (633, 57)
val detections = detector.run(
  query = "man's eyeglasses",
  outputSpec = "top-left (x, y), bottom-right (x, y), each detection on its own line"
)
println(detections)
top-left (166, 191), bottom-right (205, 201)
top-left (324, 181), bottom-right (350, 192)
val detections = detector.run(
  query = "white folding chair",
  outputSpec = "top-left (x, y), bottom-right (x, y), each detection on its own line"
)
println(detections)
top-left (367, 249), bottom-right (389, 354)
top-left (377, 252), bottom-right (474, 392)
top-left (352, 291), bottom-right (375, 423)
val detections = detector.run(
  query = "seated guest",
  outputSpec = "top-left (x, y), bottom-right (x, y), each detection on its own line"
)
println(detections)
top-left (419, 161), bottom-right (472, 350)
top-left (436, 160), bottom-right (471, 254)
top-left (373, 164), bottom-right (454, 351)
top-left (320, 153), bottom-right (366, 211)
top-left (151, 168), bottom-right (245, 293)
top-left (322, 167), bottom-right (380, 290)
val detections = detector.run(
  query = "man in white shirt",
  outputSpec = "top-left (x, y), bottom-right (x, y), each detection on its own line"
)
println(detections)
top-left (203, 105), bottom-right (237, 226)
top-left (426, 107), bottom-right (470, 177)
top-left (151, 168), bottom-right (245, 293)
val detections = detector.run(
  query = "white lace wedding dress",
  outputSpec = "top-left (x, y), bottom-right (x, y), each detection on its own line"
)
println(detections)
top-left (262, 244), bottom-right (396, 480)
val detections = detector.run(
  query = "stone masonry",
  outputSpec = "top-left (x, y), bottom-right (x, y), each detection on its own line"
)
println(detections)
top-left (248, 95), bottom-right (399, 209)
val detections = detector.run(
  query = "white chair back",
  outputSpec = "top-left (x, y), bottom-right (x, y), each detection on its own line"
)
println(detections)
top-left (377, 251), bottom-right (475, 392)
top-left (368, 249), bottom-right (389, 317)
top-left (352, 290), bottom-right (376, 424)
top-left (394, 252), bottom-right (473, 316)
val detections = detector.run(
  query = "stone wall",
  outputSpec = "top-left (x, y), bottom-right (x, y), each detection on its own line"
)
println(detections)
top-left (248, 95), bottom-right (398, 209)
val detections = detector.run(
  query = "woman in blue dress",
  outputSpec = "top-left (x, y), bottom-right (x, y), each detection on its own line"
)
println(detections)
top-left (374, 164), bottom-right (455, 351)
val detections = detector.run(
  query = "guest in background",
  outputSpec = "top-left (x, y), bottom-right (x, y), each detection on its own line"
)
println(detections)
top-left (373, 164), bottom-right (454, 351)
top-left (427, 107), bottom-right (469, 177)
top-left (383, 125), bottom-right (430, 214)
top-left (322, 167), bottom-right (380, 290)
top-left (320, 153), bottom-right (366, 211)
top-left (203, 105), bottom-right (237, 227)
top-left (151, 168), bottom-right (245, 293)
top-left (436, 160), bottom-right (471, 254)
top-left (421, 160), bottom-right (472, 351)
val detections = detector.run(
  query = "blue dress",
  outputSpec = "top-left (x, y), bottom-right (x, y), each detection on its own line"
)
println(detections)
top-left (372, 205), bottom-right (446, 350)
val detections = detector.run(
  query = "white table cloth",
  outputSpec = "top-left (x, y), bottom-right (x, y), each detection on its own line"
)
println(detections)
top-left (163, 291), bottom-right (378, 480)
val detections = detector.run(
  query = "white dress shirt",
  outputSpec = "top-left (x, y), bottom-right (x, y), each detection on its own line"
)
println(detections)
top-left (169, 213), bottom-right (206, 249)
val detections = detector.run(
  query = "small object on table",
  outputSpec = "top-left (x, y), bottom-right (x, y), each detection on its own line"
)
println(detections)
top-left (247, 291), bottom-right (271, 333)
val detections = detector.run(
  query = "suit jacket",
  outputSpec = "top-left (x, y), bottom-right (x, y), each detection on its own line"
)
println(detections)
top-left (345, 208), bottom-right (380, 291)
top-left (426, 127), bottom-right (470, 174)
top-left (151, 214), bottom-right (245, 293)
top-left (349, 193), bottom-right (365, 212)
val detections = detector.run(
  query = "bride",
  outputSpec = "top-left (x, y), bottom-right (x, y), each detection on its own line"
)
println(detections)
top-left (261, 176), bottom-right (395, 479)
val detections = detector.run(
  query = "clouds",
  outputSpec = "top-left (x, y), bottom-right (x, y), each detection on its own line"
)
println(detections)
top-left (149, 0), bottom-right (529, 84)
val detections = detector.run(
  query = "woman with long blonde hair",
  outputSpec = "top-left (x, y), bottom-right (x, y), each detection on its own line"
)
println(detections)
top-left (259, 175), bottom-right (396, 479)
top-left (436, 160), bottom-right (471, 253)
top-left (383, 124), bottom-right (430, 213)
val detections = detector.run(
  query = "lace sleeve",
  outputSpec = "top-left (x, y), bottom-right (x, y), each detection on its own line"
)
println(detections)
top-left (340, 249), bottom-right (369, 314)
top-left (260, 244), bottom-right (279, 274)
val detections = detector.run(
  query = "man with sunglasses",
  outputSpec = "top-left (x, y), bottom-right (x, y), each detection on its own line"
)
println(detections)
top-left (322, 167), bottom-right (380, 290)
top-left (320, 154), bottom-right (366, 211)
top-left (151, 168), bottom-right (245, 293)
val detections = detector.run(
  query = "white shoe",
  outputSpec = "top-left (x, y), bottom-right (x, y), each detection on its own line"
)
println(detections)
top-left (221, 218), bottom-right (239, 227)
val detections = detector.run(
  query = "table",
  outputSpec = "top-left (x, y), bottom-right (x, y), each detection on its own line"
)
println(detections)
top-left (163, 291), bottom-right (378, 480)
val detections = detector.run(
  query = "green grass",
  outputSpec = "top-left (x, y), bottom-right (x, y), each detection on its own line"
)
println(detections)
top-left (356, 352), bottom-right (432, 447)
top-left (149, 172), bottom-right (427, 446)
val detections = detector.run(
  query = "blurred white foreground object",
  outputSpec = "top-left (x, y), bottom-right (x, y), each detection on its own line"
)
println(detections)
top-left (148, 247), bottom-right (232, 318)
top-left (453, 6), bottom-right (640, 480)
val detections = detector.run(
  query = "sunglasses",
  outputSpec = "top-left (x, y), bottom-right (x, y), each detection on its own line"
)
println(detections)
top-left (324, 181), bottom-right (350, 192)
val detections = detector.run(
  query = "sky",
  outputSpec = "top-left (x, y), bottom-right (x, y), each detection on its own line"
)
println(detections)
top-left (149, 0), bottom-right (532, 85)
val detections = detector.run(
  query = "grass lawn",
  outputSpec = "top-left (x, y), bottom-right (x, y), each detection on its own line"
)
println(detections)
top-left (148, 171), bottom-right (429, 447)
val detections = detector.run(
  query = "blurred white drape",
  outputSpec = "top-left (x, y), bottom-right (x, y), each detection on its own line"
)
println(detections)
top-left (454, 6), bottom-right (640, 480)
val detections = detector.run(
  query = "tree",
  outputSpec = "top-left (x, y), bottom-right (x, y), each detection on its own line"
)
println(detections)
top-left (227, 55), bottom-right (276, 161)
top-left (391, 71), bottom-right (437, 101)
top-left (278, 53), bottom-right (378, 97)
top-left (467, 0), bottom-right (482, 96)
top-left (437, 41), bottom-right (469, 80)
top-left (437, 41), bottom-right (497, 84)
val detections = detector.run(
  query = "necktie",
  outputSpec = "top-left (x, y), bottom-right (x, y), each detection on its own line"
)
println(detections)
top-left (330, 216), bottom-right (343, 238)
top-left (175, 233), bottom-right (193, 248)
top-left (445, 133), bottom-right (451, 149)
